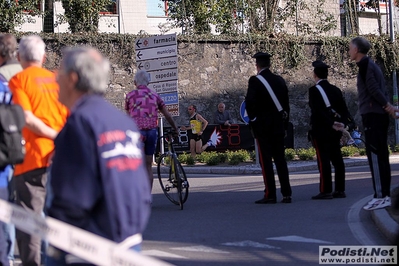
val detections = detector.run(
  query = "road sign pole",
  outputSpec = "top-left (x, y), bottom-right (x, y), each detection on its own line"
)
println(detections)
top-left (159, 117), bottom-right (164, 155)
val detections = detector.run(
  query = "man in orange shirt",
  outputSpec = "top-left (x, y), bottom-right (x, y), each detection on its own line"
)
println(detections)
top-left (8, 35), bottom-right (68, 266)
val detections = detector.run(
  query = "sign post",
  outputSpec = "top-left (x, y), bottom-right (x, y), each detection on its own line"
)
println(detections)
top-left (240, 101), bottom-right (250, 124)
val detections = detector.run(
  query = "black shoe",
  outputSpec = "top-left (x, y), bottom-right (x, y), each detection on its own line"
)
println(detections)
top-left (311, 192), bottom-right (333, 200)
top-left (281, 196), bottom-right (292, 203)
top-left (332, 191), bottom-right (346, 198)
top-left (255, 197), bottom-right (277, 204)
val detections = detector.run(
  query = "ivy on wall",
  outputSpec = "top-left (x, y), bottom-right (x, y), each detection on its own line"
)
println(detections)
top-left (10, 32), bottom-right (399, 77)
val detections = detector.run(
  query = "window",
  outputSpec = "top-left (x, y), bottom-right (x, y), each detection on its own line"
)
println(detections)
top-left (100, 0), bottom-right (117, 15)
top-left (147, 0), bottom-right (168, 17)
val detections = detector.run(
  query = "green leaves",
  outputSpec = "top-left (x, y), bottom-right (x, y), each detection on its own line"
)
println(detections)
top-left (59, 0), bottom-right (113, 33)
top-left (165, 0), bottom-right (337, 36)
top-left (0, 0), bottom-right (42, 32)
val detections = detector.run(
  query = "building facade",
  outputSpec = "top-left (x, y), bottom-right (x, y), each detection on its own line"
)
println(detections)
top-left (16, 0), bottom-right (181, 35)
top-left (15, 1), bottom-right (399, 36)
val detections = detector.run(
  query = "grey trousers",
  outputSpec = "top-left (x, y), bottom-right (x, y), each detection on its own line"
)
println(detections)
top-left (14, 167), bottom-right (47, 266)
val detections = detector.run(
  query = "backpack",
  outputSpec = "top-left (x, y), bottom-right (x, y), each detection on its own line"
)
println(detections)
top-left (0, 85), bottom-right (26, 168)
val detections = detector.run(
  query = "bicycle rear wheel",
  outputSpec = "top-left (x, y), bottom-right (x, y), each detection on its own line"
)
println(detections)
top-left (157, 154), bottom-right (189, 207)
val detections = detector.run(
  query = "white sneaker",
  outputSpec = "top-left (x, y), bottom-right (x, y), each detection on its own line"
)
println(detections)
top-left (363, 196), bottom-right (391, 211)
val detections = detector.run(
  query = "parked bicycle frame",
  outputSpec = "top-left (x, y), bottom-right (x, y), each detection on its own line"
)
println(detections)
top-left (157, 129), bottom-right (189, 210)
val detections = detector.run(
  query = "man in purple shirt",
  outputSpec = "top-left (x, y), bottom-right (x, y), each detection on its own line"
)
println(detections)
top-left (125, 70), bottom-right (177, 190)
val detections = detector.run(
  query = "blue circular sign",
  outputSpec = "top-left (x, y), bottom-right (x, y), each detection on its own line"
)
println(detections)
top-left (240, 101), bottom-right (250, 124)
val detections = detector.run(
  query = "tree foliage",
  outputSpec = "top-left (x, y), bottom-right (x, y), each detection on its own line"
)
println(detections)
top-left (58, 0), bottom-right (112, 33)
top-left (164, 0), bottom-right (337, 35)
top-left (0, 0), bottom-right (42, 32)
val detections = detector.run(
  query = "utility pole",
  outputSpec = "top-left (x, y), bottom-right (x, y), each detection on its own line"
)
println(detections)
top-left (43, 0), bottom-right (54, 33)
top-left (389, 0), bottom-right (399, 144)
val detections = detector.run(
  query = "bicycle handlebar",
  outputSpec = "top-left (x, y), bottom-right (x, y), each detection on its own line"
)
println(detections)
top-left (159, 129), bottom-right (179, 144)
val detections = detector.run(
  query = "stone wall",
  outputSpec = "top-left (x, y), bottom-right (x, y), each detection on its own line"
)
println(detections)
top-left (43, 38), bottom-right (396, 149)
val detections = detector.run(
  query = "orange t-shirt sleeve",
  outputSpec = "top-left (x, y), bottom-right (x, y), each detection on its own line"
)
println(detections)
top-left (9, 76), bottom-right (32, 111)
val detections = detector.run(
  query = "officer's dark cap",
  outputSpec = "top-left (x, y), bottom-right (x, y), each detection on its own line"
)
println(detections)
top-left (312, 60), bottom-right (330, 69)
top-left (252, 52), bottom-right (272, 59)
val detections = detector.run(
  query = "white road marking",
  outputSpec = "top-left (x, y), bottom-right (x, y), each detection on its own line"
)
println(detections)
top-left (142, 250), bottom-right (187, 259)
top-left (266, 235), bottom-right (333, 244)
top-left (222, 240), bottom-right (280, 249)
top-left (171, 245), bottom-right (230, 254)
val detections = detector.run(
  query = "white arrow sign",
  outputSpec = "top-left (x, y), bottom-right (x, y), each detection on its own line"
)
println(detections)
top-left (137, 57), bottom-right (178, 72)
top-left (136, 45), bottom-right (177, 61)
top-left (135, 33), bottom-right (177, 50)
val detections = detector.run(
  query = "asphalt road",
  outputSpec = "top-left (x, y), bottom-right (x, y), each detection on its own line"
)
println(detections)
top-left (142, 164), bottom-right (399, 266)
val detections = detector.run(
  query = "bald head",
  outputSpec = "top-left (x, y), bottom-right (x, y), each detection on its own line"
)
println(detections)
top-left (218, 103), bottom-right (226, 113)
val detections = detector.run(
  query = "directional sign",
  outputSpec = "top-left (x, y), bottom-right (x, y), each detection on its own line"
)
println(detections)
top-left (148, 69), bottom-right (178, 83)
top-left (148, 80), bottom-right (177, 94)
top-left (240, 101), bottom-right (250, 124)
top-left (136, 45), bottom-right (177, 61)
top-left (165, 104), bottom-right (179, 117)
top-left (137, 57), bottom-right (178, 72)
top-left (135, 33), bottom-right (177, 50)
top-left (159, 91), bottom-right (178, 105)
top-left (135, 33), bottom-right (179, 117)
top-left (158, 104), bottom-right (179, 118)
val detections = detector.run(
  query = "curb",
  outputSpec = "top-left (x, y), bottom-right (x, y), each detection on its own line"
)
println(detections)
top-left (370, 208), bottom-right (399, 244)
top-left (168, 156), bottom-right (372, 175)
top-left (156, 155), bottom-right (399, 175)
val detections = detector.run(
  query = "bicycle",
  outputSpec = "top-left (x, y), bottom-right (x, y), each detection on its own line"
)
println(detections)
top-left (157, 129), bottom-right (189, 210)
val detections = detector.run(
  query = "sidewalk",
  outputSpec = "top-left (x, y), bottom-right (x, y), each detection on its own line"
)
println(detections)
top-left (173, 155), bottom-right (399, 244)
top-left (180, 155), bottom-right (375, 175)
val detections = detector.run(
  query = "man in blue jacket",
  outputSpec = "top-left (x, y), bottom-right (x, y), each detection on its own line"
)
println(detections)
top-left (46, 47), bottom-right (151, 265)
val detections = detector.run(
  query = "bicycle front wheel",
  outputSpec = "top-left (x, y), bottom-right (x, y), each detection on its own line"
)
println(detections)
top-left (157, 154), bottom-right (189, 207)
top-left (174, 158), bottom-right (189, 210)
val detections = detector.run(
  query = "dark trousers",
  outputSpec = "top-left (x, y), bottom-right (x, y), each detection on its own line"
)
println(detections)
top-left (0, 187), bottom-right (9, 266)
top-left (256, 135), bottom-right (291, 199)
top-left (14, 167), bottom-right (47, 266)
top-left (362, 113), bottom-right (391, 198)
top-left (312, 137), bottom-right (345, 193)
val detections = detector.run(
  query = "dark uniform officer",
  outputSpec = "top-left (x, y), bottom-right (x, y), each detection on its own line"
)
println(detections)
top-left (245, 52), bottom-right (292, 204)
top-left (308, 60), bottom-right (351, 199)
